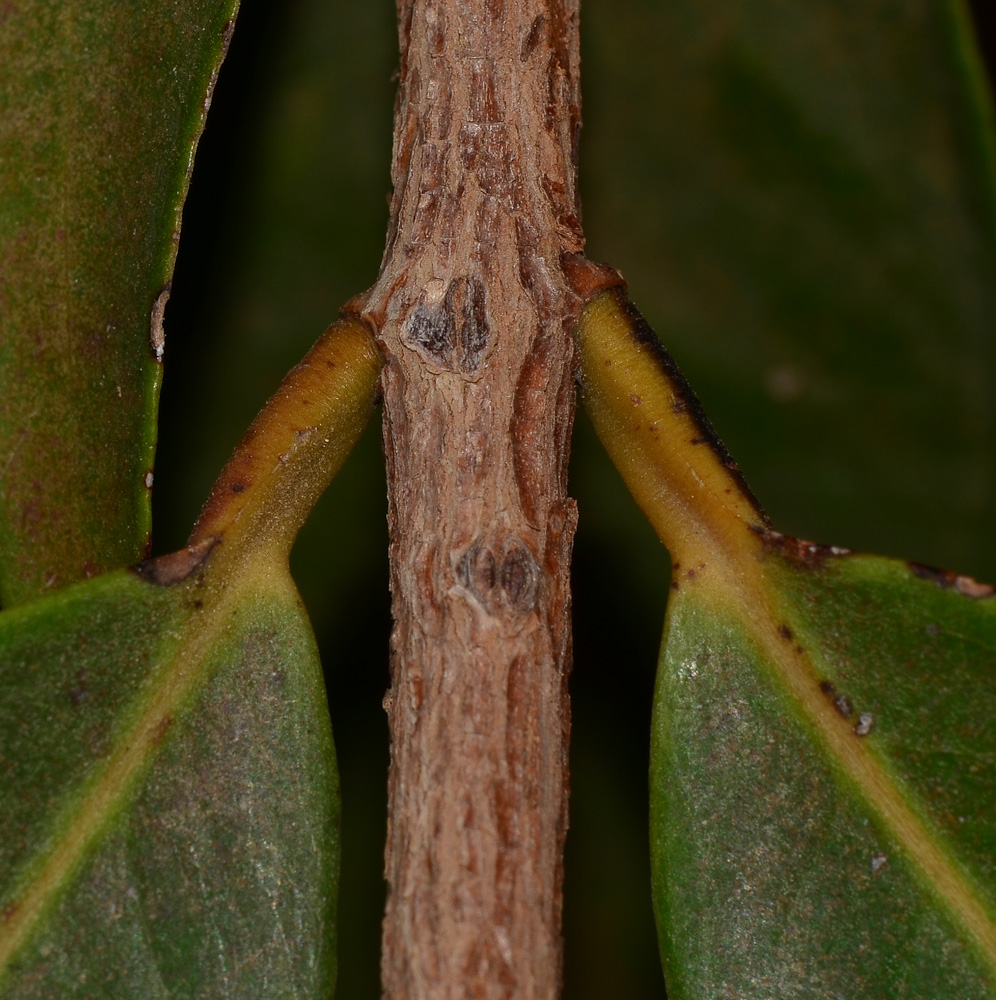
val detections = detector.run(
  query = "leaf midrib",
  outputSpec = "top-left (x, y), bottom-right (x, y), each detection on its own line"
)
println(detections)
top-left (706, 548), bottom-right (996, 974)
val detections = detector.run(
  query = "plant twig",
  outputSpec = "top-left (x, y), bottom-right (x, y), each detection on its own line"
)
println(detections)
top-left (357, 1), bottom-right (616, 995)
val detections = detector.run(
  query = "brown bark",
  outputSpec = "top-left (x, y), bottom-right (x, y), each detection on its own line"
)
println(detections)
top-left (355, 2), bottom-right (617, 997)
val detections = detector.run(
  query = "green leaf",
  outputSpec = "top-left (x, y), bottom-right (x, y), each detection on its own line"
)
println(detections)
top-left (0, 317), bottom-right (382, 997)
top-left (0, 0), bottom-right (240, 606)
top-left (0, 563), bottom-right (339, 998)
top-left (654, 548), bottom-right (996, 998)
top-left (577, 289), bottom-right (996, 997)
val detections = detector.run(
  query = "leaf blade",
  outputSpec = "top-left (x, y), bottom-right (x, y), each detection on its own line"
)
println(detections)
top-left (652, 563), bottom-right (996, 998)
top-left (0, 0), bottom-right (240, 605)
top-left (0, 566), bottom-right (339, 998)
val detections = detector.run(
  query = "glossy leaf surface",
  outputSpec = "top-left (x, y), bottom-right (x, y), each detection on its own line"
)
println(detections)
top-left (0, 0), bottom-right (240, 606)
top-left (578, 290), bottom-right (996, 998)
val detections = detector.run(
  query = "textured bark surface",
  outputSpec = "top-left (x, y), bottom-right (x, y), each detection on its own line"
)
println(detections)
top-left (356, 1), bottom-right (614, 997)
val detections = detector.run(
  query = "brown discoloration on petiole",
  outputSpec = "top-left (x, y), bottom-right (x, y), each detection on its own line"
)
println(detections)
top-left (132, 537), bottom-right (218, 587)
top-left (754, 526), bottom-right (853, 569)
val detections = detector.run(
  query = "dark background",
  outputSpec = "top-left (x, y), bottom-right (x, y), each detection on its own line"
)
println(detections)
top-left (154, 3), bottom-right (996, 996)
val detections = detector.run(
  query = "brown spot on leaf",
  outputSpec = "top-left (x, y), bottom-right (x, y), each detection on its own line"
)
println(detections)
top-left (778, 624), bottom-right (793, 641)
top-left (69, 669), bottom-right (88, 707)
top-left (818, 679), bottom-right (856, 719)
